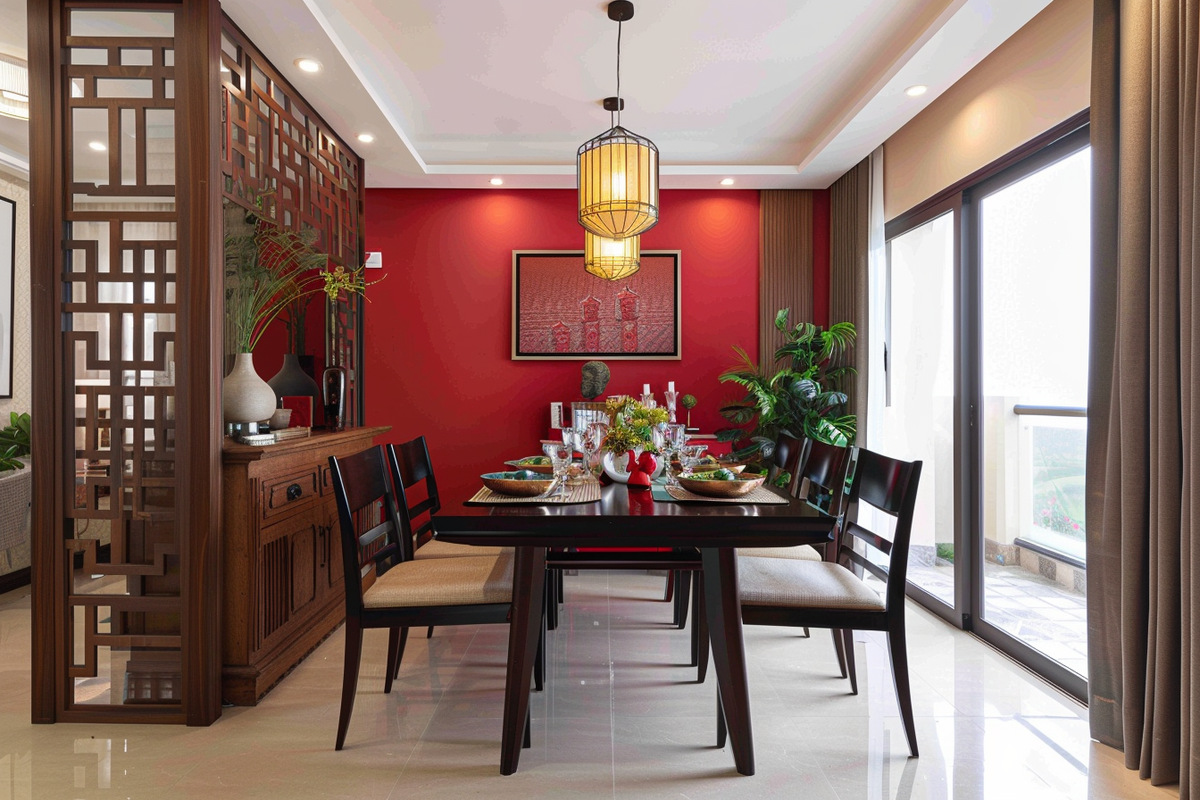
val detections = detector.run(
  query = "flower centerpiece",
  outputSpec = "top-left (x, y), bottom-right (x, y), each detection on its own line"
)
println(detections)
top-left (601, 397), bottom-right (669, 488)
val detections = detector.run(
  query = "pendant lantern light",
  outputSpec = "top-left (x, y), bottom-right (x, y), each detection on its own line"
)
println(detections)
top-left (577, 1), bottom-right (659, 240)
top-left (585, 231), bottom-right (641, 281)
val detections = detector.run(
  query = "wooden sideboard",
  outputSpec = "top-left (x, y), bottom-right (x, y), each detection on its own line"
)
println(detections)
top-left (221, 426), bottom-right (390, 705)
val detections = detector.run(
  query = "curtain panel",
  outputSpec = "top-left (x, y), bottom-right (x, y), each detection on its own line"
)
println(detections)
top-left (1088, 0), bottom-right (1200, 794)
top-left (830, 157), bottom-right (871, 436)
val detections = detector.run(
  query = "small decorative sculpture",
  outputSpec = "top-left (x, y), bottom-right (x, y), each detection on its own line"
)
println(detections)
top-left (581, 360), bottom-right (611, 400)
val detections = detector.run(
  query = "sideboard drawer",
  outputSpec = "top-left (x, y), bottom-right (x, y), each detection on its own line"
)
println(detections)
top-left (261, 469), bottom-right (319, 522)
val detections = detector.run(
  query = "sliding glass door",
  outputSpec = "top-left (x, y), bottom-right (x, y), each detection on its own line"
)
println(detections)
top-left (876, 126), bottom-right (1090, 698)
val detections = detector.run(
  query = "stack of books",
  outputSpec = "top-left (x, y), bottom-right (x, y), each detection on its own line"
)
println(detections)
top-left (272, 427), bottom-right (312, 443)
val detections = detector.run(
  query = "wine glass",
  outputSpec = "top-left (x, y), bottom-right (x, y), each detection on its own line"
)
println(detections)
top-left (680, 443), bottom-right (709, 477)
top-left (542, 441), bottom-right (572, 498)
top-left (581, 422), bottom-right (607, 481)
top-left (663, 423), bottom-right (687, 486)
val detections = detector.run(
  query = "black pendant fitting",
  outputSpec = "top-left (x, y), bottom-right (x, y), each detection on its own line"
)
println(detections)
top-left (607, 1), bottom-right (634, 22)
top-left (602, 97), bottom-right (625, 112)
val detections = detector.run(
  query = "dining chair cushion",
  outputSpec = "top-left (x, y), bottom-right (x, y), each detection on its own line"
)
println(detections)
top-left (736, 545), bottom-right (822, 562)
top-left (364, 554), bottom-right (514, 609)
top-left (738, 558), bottom-right (885, 610)
top-left (414, 540), bottom-right (512, 560)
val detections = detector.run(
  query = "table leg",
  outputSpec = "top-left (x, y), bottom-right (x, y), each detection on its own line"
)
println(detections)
top-left (701, 547), bottom-right (754, 776)
top-left (501, 545), bottom-right (547, 775)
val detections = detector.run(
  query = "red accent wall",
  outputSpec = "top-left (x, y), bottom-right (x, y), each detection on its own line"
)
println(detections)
top-left (812, 189), bottom-right (831, 329)
top-left (364, 188), bottom-right (760, 501)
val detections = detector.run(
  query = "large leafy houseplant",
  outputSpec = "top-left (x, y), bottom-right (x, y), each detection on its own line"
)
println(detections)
top-left (0, 412), bottom-right (30, 472)
top-left (717, 309), bottom-right (856, 460)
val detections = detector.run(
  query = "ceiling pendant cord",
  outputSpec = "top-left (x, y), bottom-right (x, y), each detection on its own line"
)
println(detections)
top-left (615, 18), bottom-right (622, 127)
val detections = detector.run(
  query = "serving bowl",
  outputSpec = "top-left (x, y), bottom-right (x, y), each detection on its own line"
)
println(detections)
top-left (481, 471), bottom-right (554, 497)
top-left (503, 457), bottom-right (554, 475)
top-left (676, 473), bottom-right (766, 498)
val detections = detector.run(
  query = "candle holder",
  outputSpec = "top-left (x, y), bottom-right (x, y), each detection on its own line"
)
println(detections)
top-left (663, 390), bottom-right (678, 424)
top-left (640, 393), bottom-right (656, 409)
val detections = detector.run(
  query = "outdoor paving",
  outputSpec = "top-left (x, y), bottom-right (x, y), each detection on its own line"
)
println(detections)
top-left (906, 561), bottom-right (1088, 678)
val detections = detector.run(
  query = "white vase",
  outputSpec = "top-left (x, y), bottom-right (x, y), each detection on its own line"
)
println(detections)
top-left (601, 449), bottom-right (666, 484)
top-left (223, 352), bottom-right (278, 424)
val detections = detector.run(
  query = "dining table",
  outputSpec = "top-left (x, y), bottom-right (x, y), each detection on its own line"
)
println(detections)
top-left (432, 478), bottom-right (836, 777)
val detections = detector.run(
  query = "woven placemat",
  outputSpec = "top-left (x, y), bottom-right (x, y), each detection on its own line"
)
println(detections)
top-left (659, 484), bottom-right (789, 505)
top-left (467, 480), bottom-right (602, 505)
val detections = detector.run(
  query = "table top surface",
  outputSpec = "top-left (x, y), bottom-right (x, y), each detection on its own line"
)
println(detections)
top-left (433, 480), bottom-right (835, 549)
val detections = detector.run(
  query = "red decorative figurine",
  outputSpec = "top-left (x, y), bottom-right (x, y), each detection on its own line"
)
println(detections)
top-left (625, 449), bottom-right (656, 489)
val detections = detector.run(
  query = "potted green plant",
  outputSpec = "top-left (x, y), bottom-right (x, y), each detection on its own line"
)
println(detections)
top-left (0, 412), bottom-right (32, 551)
top-left (716, 309), bottom-right (857, 461)
top-left (223, 199), bottom-right (374, 426)
top-left (600, 397), bottom-right (669, 487)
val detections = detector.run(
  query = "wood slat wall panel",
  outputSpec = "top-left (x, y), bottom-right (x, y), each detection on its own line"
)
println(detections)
top-left (759, 190), bottom-right (814, 368)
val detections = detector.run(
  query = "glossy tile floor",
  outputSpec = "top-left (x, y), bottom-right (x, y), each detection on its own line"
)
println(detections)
top-left (0, 575), bottom-right (1179, 799)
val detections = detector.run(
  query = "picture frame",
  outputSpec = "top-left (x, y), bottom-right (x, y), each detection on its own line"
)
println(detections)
top-left (511, 250), bottom-right (681, 361)
top-left (0, 195), bottom-right (14, 399)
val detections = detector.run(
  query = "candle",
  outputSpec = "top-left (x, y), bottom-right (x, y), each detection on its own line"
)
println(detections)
top-left (643, 383), bottom-right (650, 395)
top-left (668, 381), bottom-right (675, 392)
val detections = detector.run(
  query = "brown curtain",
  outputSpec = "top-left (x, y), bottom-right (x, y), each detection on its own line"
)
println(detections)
top-left (1088, 1), bottom-right (1200, 795)
top-left (830, 158), bottom-right (870, 437)
top-left (759, 190), bottom-right (814, 368)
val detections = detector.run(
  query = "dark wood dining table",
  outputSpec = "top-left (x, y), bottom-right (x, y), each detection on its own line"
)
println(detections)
top-left (432, 480), bottom-right (835, 777)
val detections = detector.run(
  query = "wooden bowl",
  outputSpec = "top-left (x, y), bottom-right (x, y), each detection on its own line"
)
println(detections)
top-left (481, 471), bottom-right (554, 497)
top-left (677, 473), bottom-right (766, 498)
top-left (503, 458), bottom-right (554, 475)
top-left (670, 460), bottom-right (746, 475)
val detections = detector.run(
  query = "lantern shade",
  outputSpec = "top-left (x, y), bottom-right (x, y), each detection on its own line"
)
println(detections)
top-left (577, 125), bottom-right (659, 239)
top-left (584, 231), bottom-right (641, 281)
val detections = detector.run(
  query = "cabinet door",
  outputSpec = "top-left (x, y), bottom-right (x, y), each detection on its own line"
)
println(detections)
top-left (255, 514), bottom-right (320, 655)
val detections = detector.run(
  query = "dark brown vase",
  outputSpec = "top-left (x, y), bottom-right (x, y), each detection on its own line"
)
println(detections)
top-left (323, 365), bottom-right (348, 431)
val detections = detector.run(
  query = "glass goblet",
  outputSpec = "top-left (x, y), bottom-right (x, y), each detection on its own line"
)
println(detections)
top-left (542, 441), bottom-right (572, 498)
top-left (680, 443), bottom-right (709, 477)
top-left (664, 423), bottom-right (687, 485)
top-left (581, 422), bottom-right (607, 481)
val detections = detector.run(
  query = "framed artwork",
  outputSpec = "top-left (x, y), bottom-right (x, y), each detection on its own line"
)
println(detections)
top-left (512, 250), bottom-right (681, 360)
top-left (0, 195), bottom-right (13, 398)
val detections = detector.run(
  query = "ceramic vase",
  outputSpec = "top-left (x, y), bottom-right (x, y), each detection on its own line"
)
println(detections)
top-left (268, 353), bottom-right (320, 405)
top-left (601, 448), bottom-right (665, 485)
top-left (323, 365), bottom-right (348, 431)
top-left (223, 353), bottom-right (278, 424)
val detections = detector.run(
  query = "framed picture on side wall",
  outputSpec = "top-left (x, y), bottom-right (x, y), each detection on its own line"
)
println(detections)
top-left (512, 250), bottom-right (681, 360)
top-left (0, 195), bottom-right (14, 398)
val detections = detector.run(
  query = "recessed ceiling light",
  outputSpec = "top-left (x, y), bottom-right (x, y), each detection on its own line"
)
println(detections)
top-left (357, 133), bottom-right (375, 144)
top-left (88, 141), bottom-right (107, 152)
top-left (720, 178), bottom-right (735, 186)
top-left (295, 58), bottom-right (322, 74)
top-left (905, 85), bottom-right (928, 97)
top-left (490, 178), bottom-right (504, 186)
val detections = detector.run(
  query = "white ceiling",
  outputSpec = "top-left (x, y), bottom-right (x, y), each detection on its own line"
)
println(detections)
top-left (0, 0), bottom-right (1055, 188)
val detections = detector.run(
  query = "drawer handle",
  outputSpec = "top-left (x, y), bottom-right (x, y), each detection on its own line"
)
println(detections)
top-left (286, 483), bottom-right (303, 501)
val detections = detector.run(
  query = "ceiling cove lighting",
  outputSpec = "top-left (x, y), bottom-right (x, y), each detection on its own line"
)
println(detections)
top-left (577, 1), bottom-right (659, 241)
top-left (905, 84), bottom-right (928, 97)
top-left (720, 178), bottom-right (735, 186)
top-left (584, 230), bottom-right (641, 281)
top-left (490, 177), bottom-right (504, 186)
top-left (0, 55), bottom-right (30, 121)
top-left (357, 133), bottom-right (375, 143)
top-left (294, 58), bottom-right (322, 73)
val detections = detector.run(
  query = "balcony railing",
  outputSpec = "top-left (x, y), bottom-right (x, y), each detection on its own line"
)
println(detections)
top-left (1012, 404), bottom-right (1087, 567)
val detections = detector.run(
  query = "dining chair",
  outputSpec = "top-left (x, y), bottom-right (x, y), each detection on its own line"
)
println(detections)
top-left (328, 445), bottom-right (518, 751)
top-left (735, 447), bottom-right (923, 757)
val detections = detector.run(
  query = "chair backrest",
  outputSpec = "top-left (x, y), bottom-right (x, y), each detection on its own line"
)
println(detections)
top-left (328, 446), bottom-right (408, 618)
top-left (387, 437), bottom-right (441, 550)
top-left (836, 447), bottom-right (922, 612)
top-left (798, 439), bottom-right (853, 519)
top-left (771, 433), bottom-right (808, 496)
